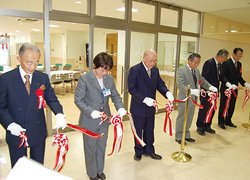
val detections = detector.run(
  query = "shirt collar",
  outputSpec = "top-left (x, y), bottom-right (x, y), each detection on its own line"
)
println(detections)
top-left (231, 56), bottom-right (236, 64)
top-left (19, 66), bottom-right (33, 83)
top-left (142, 61), bottom-right (149, 71)
top-left (213, 57), bottom-right (219, 65)
top-left (186, 63), bottom-right (193, 72)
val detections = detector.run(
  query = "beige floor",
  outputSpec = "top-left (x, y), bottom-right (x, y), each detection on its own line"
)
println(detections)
top-left (1, 89), bottom-right (250, 180)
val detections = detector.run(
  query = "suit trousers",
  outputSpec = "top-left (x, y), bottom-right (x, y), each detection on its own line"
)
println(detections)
top-left (175, 101), bottom-right (195, 140)
top-left (8, 139), bottom-right (46, 167)
top-left (132, 115), bottom-right (155, 155)
top-left (83, 125), bottom-right (108, 178)
top-left (218, 90), bottom-right (237, 125)
top-left (196, 95), bottom-right (215, 128)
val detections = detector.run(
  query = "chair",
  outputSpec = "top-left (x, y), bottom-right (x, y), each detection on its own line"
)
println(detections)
top-left (62, 73), bottom-right (74, 94)
top-left (73, 72), bottom-right (82, 89)
top-left (38, 64), bottom-right (43, 66)
top-left (55, 63), bottom-right (62, 66)
top-left (51, 74), bottom-right (64, 94)
top-left (65, 64), bottom-right (72, 69)
top-left (63, 66), bottom-right (70, 70)
top-left (53, 66), bottom-right (59, 70)
top-left (0, 66), bottom-right (3, 71)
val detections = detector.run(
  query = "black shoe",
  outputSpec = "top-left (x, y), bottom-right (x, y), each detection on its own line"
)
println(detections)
top-left (218, 124), bottom-right (226, 129)
top-left (197, 127), bottom-right (205, 136)
top-left (175, 139), bottom-right (186, 145)
top-left (143, 153), bottom-right (162, 160)
top-left (97, 173), bottom-right (106, 180)
top-left (134, 153), bottom-right (142, 161)
top-left (204, 127), bottom-right (216, 134)
top-left (185, 138), bottom-right (195, 142)
top-left (225, 123), bottom-right (237, 128)
top-left (90, 177), bottom-right (98, 180)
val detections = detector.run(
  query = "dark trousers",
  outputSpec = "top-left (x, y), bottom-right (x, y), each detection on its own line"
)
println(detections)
top-left (196, 95), bottom-right (215, 128)
top-left (8, 140), bottom-right (46, 167)
top-left (132, 115), bottom-right (155, 155)
top-left (218, 90), bottom-right (237, 125)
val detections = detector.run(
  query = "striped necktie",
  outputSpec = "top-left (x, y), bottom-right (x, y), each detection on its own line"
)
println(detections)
top-left (24, 75), bottom-right (31, 95)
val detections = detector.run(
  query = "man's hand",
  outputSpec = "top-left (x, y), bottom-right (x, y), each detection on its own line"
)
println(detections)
top-left (55, 114), bottom-right (67, 130)
top-left (118, 108), bottom-right (127, 117)
top-left (7, 123), bottom-right (26, 136)
top-left (91, 110), bottom-right (102, 119)
top-left (245, 82), bottom-right (250, 89)
top-left (190, 89), bottom-right (200, 97)
top-left (143, 97), bottom-right (155, 107)
top-left (209, 86), bottom-right (218, 92)
top-left (166, 91), bottom-right (174, 102)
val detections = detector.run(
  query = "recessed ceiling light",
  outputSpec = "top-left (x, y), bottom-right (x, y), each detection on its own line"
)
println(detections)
top-left (231, 30), bottom-right (238, 32)
top-left (116, 7), bottom-right (138, 13)
top-left (49, 25), bottom-right (59, 28)
top-left (16, 30), bottom-right (20, 32)
top-left (31, 29), bottom-right (40, 32)
top-left (75, 1), bottom-right (82, 4)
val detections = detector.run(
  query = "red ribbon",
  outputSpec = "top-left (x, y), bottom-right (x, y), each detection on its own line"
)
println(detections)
top-left (127, 113), bottom-right (146, 147)
top-left (204, 92), bottom-right (217, 123)
top-left (5, 34), bottom-right (8, 49)
top-left (53, 133), bottom-right (68, 172)
top-left (153, 100), bottom-right (159, 113)
top-left (174, 95), bottom-right (203, 109)
top-left (67, 123), bottom-right (104, 139)
top-left (164, 102), bottom-right (174, 136)
top-left (223, 89), bottom-right (232, 117)
top-left (242, 89), bottom-right (249, 112)
top-left (108, 113), bottom-right (123, 156)
top-left (36, 89), bottom-right (46, 109)
top-left (1, 35), bottom-right (4, 50)
top-left (18, 131), bottom-right (29, 149)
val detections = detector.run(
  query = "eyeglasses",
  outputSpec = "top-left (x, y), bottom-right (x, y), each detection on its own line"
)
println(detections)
top-left (100, 67), bottom-right (110, 73)
top-left (236, 55), bottom-right (243, 58)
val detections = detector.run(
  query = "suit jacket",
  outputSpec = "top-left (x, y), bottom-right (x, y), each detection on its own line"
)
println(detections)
top-left (0, 68), bottom-right (63, 148)
top-left (202, 58), bottom-right (220, 90)
top-left (177, 64), bottom-right (211, 102)
top-left (128, 62), bottom-right (169, 117)
top-left (74, 70), bottom-right (124, 129)
top-left (220, 58), bottom-right (245, 93)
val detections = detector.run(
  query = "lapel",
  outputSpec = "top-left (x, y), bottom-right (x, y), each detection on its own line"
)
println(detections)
top-left (140, 62), bottom-right (151, 82)
top-left (89, 70), bottom-right (102, 91)
top-left (184, 64), bottom-right (196, 87)
top-left (229, 58), bottom-right (237, 73)
top-left (13, 69), bottom-right (30, 98)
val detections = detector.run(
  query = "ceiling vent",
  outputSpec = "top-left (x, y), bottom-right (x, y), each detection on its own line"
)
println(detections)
top-left (16, 18), bottom-right (39, 23)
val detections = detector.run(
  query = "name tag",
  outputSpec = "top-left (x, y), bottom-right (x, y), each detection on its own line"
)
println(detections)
top-left (103, 89), bottom-right (111, 96)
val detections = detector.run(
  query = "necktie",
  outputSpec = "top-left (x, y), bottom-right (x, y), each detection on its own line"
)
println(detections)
top-left (235, 62), bottom-right (237, 70)
top-left (147, 69), bottom-right (151, 79)
top-left (24, 75), bottom-right (31, 95)
top-left (217, 63), bottom-right (221, 79)
top-left (191, 69), bottom-right (197, 88)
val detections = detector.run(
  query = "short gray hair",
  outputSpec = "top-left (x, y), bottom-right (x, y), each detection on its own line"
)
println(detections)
top-left (19, 43), bottom-right (41, 58)
top-left (188, 53), bottom-right (201, 62)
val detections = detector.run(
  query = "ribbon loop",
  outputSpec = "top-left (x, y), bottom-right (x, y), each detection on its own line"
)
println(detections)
top-left (164, 102), bottom-right (174, 136)
top-left (242, 88), bottom-right (249, 111)
top-left (18, 132), bottom-right (29, 149)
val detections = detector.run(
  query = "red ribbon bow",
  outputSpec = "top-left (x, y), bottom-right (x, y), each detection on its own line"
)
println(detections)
top-left (53, 133), bottom-right (68, 172)
top-left (36, 89), bottom-right (46, 109)
top-left (204, 92), bottom-right (217, 123)
top-left (164, 102), bottom-right (174, 136)
top-left (223, 89), bottom-right (232, 117)
top-left (242, 89), bottom-right (249, 112)
top-left (108, 113), bottom-right (123, 156)
top-left (18, 131), bottom-right (29, 149)
top-left (153, 100), bottom-right (159, 113)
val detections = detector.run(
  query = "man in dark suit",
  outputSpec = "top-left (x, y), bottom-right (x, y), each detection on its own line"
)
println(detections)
top-left (218, 48), bottom-right (250, 129)
top-left (128, 49), bottom-right (174, 161)
top-left (196, 49), bottom-right (229, 136)
top-left (175, 53), bottom-right (217, 144)
top-left (0, 43), bottom-right (66, 167)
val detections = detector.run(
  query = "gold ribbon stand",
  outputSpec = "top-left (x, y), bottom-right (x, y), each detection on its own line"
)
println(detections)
top-left (172, 85), bottom-right (192, 163)
top-left (242, 115), bottom-right (250, 130)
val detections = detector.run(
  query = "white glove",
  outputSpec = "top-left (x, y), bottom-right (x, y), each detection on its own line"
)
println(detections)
top-left (7, 123), bottom-right (26, 136)
top-left (231, 84), bottom-right (237, 90)
top-left (226, 82), bottom-right (232, 89)
top-left (209, 86), bottom-right (218, 92)
top-left (118, 108), bottom-right (127, 117)
top-left (245, 82), bottom-right (250, 89)
top-left (190, 89), bottom-right (200, 97)
top-left (143, 97), bottom-right (155, 107)
top-left (166, 91), bottom-right (174, 102)
top-left (55, 114), bottom-right (67, 130)
top-left (91, 110), bottom-right (102, 119)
